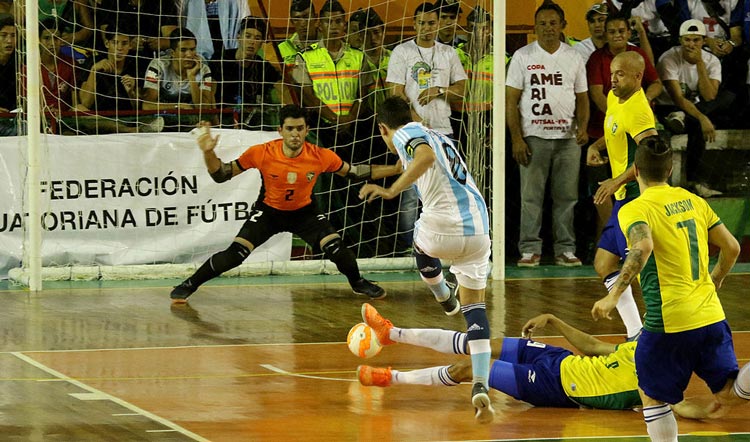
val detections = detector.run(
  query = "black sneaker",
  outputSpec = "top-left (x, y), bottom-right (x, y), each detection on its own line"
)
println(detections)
top-left (352, 278), bottom-right (386, 300)
top-left (170, 280), bottom-right (196, 304)
top-left (471, 383), bottom-right (495, 424)
top-left (441, 277), bottom-right (461, 316)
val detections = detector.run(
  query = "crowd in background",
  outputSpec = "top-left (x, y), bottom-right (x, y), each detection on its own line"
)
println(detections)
top-left (0, 0), bottom-right (748, 263)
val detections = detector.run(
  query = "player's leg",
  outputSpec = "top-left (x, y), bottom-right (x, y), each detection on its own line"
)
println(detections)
top-left (170, 204), bottom-right (270, 303)
top-left (635, 330), bottom-right (691, 442)
top-left (595, 200), bottom-right (642, 340)
top-left (695, 321), bottom-right (749, 415)
top-left (296, 209), bottom-right (385, 299)
top-left (451, 235), bottom-right (493, 423)
top-left (413, 242), bottom-right (460, 315)
top-left (358, 339), bottom-right (507, 388)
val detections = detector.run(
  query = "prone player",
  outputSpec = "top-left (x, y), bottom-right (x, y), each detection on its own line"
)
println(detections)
top-left (357, 303), bottom-right (739, 419)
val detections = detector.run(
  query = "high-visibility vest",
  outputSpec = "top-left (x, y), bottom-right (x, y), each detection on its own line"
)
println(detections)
top-left (456, 44), bottom-right (493, 112)
top-left (302, 44), bottom-right (364, 116)
top-left (278, 33), bottom-right (301, 66)
top-left (365, 49), bottom-right (391, 112)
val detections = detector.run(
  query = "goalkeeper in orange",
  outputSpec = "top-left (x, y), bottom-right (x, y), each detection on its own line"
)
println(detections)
top-left (170, 105), bottom-right (399, 303)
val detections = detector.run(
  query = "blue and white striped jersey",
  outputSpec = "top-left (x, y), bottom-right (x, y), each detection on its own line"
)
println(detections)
top-left (392, 122), bottom-right (489, 236)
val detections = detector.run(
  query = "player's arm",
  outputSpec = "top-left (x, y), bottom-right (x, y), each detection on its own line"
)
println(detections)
top-left (359, 142), bottom-right (433, 202)
top-left (707, 223), bottom-right (741, 289)
top-left (522, 313), bottom-right (615, 356)
top-left (592, 129), bottom-right (658, 205)
top-left (195, 122), bottom-right (241, 182)
top-left (336, 161), bottom-right (403, 182)
top-left (592, 222), bottom-right (653, 321)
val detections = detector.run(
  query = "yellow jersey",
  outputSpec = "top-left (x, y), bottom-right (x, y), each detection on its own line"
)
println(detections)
top-left (560, 342), bottom-right (641, 410)
top-left (603, 88), bottom-right (655, 200)
top-left (618, 185), bottom-right (725, 333)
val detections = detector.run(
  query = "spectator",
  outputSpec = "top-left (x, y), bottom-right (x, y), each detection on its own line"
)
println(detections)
top-left (39, 0), bottom-right (95, 49)
top-left (180, 0), bottom-right (251, 61)
top-left (387, 2), bottom-right (466, 140)
top-left (347, 8), bottom-right (368, 50)
top-left (93, 0), bottom-right (179, 79)
top-left (212, 16), bottom-right (287, 130)
top-left (656, 19), bottom-right (734, 197)
top-left (587, 13), bottom-right (662, 141)
top-left (0, 14), bottom-right (17, 135)
top-left (386, 1), bottom-right (467, 247)
top-left (455, 6), bottom-right (493, 199)
top-left (76, 23), bottom-right (163, 133)
top-left (0, 1), bottom-right (13, 16)
top-left (278, 0), bottom-right (319, 69)
top-left (33, 18), bottom-right (77, 113)
top-left (506, 2), bottom-right (589, 267)
top-left (434, 0), bottom-right (464, 47)
top-left (573, 2), bottom-right (609, 62)
top-left (361, 8), bottom-right (390, 112)
top-left (671, 0), bottom-right (743, 58)
top-left (142, 27), bottom-right (216, 123)
top-left (292, 0), bottom-right (371, 155)
top-left (609, 0), bottom-right (673, 60)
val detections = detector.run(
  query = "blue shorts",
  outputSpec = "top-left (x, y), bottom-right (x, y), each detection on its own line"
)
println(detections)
top-left (488, 338), bottom-right (577, 408)
top-left (636, 320), bottom-right (739, 404)
top-left (597, 197), bottom-right (634, 259)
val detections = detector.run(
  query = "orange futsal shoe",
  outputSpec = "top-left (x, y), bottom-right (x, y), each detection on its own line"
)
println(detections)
top-left (361, 303), bottom-right (395, 345)
top-left (357, 365), bottom-right (393, 387)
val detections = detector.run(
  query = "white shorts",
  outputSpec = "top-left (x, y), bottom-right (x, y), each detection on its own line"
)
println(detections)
top-left (413, 230), bottom-right (491, 290)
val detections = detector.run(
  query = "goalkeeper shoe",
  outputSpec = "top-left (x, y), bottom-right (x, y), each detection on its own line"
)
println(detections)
top-left (170, 280), bottom-right (196, 304)
top-left (361, 303), bottom-right (395, 345)
top-left (357, 365), bottom-right (392, 387)
top-left (352, 278), bottom-right (386, 299)
top-left (471, 383), bottom-right (495, 424)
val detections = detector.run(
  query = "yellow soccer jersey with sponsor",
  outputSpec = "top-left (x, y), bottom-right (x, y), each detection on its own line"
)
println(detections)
top-left (603, 89), bottom-right (655, 200)
top-left (560, 342), bottom-right (640, 410)
top-left (618, 185), bottom-right (725, 333)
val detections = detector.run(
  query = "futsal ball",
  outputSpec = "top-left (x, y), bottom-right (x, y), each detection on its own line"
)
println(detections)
top-left (347, 322), bottom-right (382, 359)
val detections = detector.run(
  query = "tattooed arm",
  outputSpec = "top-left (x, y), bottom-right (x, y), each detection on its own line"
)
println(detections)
top-left (591, 223), bottom-right (653, 321)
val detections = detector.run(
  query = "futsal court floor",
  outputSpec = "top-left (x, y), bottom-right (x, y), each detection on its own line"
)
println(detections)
top-left (0, 264), bottom-right (748, 441)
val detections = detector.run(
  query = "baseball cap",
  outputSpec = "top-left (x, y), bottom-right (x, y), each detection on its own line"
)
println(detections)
top-left (585, 3), bottom-right (608, 21)
top-left (435, 0), bottom-right (462, 15)
top-left (679, 19), bottom-right (706, 37)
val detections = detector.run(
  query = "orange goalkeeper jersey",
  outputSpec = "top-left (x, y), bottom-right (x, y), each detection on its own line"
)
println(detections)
top-left (237, 139), bottom-right (344, 211)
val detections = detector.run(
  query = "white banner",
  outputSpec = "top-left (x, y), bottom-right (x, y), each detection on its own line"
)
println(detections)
top-left (0, 130), bottom-right (293, 278)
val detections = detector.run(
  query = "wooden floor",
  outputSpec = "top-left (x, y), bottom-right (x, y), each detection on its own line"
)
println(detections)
top-left (0, 268), bottom-right (748, 441)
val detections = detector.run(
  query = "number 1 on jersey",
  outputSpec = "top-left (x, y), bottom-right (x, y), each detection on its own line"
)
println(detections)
top-left (676, 218), bottom-right (699, 280)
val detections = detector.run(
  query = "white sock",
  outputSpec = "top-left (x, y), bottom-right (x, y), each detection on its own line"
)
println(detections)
top-left (605, 273), bottom-right (643, 338)
top-left (734, 362), bottom-right (750, 400)
top-left (390, 327), bottom-right (468, 354)
top-left (392, 366), bottom-right (459, 386)
top-left (643, 404), bottom-right (678, 442)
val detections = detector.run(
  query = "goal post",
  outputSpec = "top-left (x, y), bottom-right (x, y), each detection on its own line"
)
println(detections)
top-left (5, 0), bottom-right (505, 284)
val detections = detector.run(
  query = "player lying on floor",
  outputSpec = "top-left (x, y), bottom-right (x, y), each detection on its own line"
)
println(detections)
top-left (357, 303), bottom-right (735, 417)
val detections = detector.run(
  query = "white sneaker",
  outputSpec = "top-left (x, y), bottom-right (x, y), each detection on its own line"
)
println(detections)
top-left (664, 111), bottom-right (686, 134)
top-left (693, 183), bottom-right (723, 198)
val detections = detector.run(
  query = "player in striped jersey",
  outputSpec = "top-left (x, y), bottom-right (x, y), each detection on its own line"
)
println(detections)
top-left (359, 96), bottom-right (493, 423)
top-left (592, 137), bottom-right (749, 441)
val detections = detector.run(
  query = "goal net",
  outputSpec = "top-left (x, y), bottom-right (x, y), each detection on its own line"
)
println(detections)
top-left (2, 0), bottom-right (497, 284)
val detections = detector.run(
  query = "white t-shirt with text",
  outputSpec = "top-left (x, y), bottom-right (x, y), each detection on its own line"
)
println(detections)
top-left (506, 41), bottom-right (588, 139)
